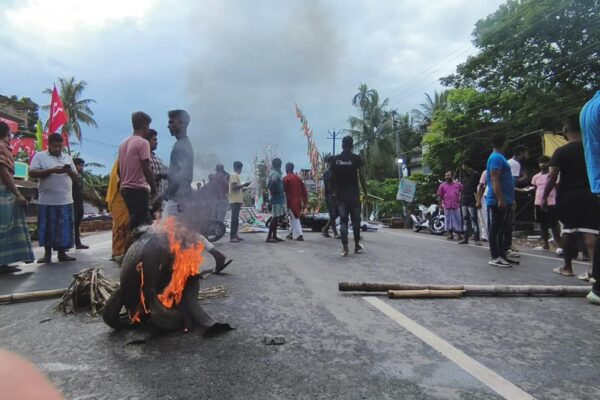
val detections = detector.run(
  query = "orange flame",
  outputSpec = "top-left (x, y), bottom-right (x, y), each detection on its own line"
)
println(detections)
top-left (129, 262), bottom-right (149, 324)
top-left (157, 217), bottom-right (204, 308)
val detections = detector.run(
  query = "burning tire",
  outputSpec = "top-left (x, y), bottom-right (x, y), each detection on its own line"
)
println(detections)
top-left (103, 227), bottom-right (232, 336)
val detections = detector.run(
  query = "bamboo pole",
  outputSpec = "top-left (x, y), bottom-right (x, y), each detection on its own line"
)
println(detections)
top-left (388, 289), bottom-right (465, 299)
top-left (0, 289), bottom-right (67, 304)
top-left (339, 282), bottom-right (591, 297)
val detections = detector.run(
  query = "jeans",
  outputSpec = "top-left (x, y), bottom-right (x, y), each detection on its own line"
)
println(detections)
top-left (121, 188), bottom-right (151, 231)
top-left (461, 205), bottom-right (479, 241)
top-left (338, 199), bottom-right (361, 245)
top-left (230, 203), bottom-right (241, 239)
top-left (74, 204), bottom-right (84, 245)
top-left (504, 202), bottom-right (517, 251)
top-left (487, 205), bottom-right (513, 259)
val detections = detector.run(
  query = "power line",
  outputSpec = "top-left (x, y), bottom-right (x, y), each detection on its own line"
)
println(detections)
top-left (384, 0), bottom-right (540, 100)
top-left (387, 1), bottom-right (573, 106)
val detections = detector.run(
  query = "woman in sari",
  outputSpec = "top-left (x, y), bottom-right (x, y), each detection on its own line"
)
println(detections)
top-left (106, 160), bottom-right (129, 260)
top-left (0, 122), bottom-right (34, 273)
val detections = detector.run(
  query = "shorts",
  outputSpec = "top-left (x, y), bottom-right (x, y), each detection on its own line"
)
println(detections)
top-left (557, 192), bottom-right (600, 235)
top-left (534, 205), bottom-right (558, 226)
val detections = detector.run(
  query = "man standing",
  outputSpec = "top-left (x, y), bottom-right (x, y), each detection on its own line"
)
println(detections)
top-left (118, 111), bottom-right (156, 232)
top-left (214, 164), bottom-right (230, 222)
top-left (544, 116), bottom-right (598, 279)
top-left (283, 162), bottom-right (308, 241)
top-left (229, 161), bottom-right (250, 243)
top-left (146, 129), bottom-right (168, 215)
top-left (266, 158), bottom-right (285, 243)
top-left (531, 156), bottom-right (561, 253)
top-left (459, 161), bottom-right (481, 245)
top-left (321, 156), bottom-right (339, 238)
top-left (72, 158), bottom-right (89, 249)
top-left (506, 145), bottom-right (529, 257)
top-left (475, 169), bottom-right (489, 241)
top-left (580, 91), bottom-right (600, 304)
top-left (438, 171), bottom-right (463, 241)
top-left (30, 133), bottom-right (78, 263)
top-left (485, 134), bottom-right (515, 268)
top-left (0, 121), bottom-right (34, 273)
top-left (330, 136), bottom-right (368, 256)
top-left (161, 109), bottom-right (232, 273)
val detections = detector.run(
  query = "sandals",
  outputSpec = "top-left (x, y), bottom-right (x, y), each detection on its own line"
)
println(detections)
top-left (552, 267), bottom-right (574, 277)
top-left (0, 265), bottom-right (22, 274)
top-left (215, 259), bottom-right (233, 274)
top-left (577, 271), bottom-right (592, 281)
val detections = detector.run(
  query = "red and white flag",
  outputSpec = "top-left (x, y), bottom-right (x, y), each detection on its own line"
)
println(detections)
top-left (48, 85), bottom-right (68, 134)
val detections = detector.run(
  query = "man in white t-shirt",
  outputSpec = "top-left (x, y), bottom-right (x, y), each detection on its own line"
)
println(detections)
top-left (505, 145), bottom-right (529, 256)
top-left (228, 161), bottom-right (250, 243)
top-left (30, 133), bottom-right (78, 263)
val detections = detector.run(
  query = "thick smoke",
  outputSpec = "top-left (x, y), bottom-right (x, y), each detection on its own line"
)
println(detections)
top-left (184, 0), bottom-right (343, 178)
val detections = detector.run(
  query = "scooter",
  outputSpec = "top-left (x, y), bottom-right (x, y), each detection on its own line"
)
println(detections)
top-left (410, 204), bottom-right (445, 235)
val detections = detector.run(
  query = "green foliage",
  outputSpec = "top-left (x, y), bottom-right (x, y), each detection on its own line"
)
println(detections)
top-left (408, 173), bottom-right (441, 212)
top-left (43, 77), bottom-right (97, 143)
top-left (347, 84), bottom-right (423, 180)
top-left (442, 0), bottom-right (598, 132)
top-left (8, 95), bottom-right (39, 133)
top-left (366, 178), bottom-right (402, 218)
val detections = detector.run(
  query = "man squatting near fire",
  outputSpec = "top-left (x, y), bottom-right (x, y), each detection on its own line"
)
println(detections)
top-left (156, 109), bottom-right (232, 273)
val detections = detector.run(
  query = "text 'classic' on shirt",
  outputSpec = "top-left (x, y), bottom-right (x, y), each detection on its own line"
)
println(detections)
top-left (330, 151), bottom-right (363, 201)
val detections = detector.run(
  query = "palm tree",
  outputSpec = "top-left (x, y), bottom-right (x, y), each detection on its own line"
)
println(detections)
top-left (43, 77), bottom-right (97, 144)
top-left (411, 90), bottom-right (448, 130)
top-left (348, 86), bottom-right (391, 179)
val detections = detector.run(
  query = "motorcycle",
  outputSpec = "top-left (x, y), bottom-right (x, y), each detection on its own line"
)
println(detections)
top-left (410, 204), bottom-right (445, 235)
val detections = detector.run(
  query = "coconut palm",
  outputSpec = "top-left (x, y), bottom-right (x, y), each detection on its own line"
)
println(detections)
top-left (411, 90), bottom-right (448, 130)
top-left (43, 77), bottom-right (97, 143)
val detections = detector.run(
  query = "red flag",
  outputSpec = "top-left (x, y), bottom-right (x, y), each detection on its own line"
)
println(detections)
top-left (48, 86), bottom-right (68, 134)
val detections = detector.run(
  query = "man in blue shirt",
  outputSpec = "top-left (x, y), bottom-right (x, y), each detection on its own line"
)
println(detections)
top-left (486, 134), bottom-right (515, 268)
top-left (580, 92), bottom-right (600, 305)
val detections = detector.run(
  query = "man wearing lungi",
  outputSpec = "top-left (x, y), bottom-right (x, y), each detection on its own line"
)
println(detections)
top-left (437, 171), bottom-right (463, 241)
top-left (30, 133), bottom-right (78, 263)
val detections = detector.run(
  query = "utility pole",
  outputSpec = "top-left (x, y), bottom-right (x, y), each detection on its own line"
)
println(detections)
top-left (327, 129), bottom-right (343, 155)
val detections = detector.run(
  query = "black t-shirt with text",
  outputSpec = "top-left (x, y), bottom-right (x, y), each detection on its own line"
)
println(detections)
top-left (549, 141), bottom-right (591, 196)
top-left (330, 151), bottom-right (363, 202)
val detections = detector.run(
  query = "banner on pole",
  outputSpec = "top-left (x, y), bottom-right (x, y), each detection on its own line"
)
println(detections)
top-left (396, 178), bottom-right (416, 202)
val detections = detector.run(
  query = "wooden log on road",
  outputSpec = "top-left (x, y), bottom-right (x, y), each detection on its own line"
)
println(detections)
top-left (339, 282), bottom-right (464, 292)
top-left (339, 282), bottom-right (592, 297)
top-left (0, 289), bottom-right (67, 304)
top-left (388, 289), bottom-right (465, 299)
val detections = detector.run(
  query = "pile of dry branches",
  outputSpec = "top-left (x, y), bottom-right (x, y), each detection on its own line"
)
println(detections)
top-left (57, 268), bottom-right (119, 315)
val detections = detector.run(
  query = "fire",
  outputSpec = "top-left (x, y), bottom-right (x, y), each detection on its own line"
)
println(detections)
top-left (129, 262), bottom-right (148, 323)
top-left (157, 217), bottom-right (204, 308)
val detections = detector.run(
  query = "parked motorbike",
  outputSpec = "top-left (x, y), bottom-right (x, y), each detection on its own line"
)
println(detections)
top-left (410, 204), bottom-right (445, 235)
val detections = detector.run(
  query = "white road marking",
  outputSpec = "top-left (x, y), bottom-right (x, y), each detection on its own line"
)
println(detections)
top-left (364, 297), bottom-right (536, 400)
top-left (383, 229), bottom-right (587, 266)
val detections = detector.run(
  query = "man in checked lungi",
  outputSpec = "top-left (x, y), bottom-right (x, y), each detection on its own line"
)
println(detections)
top-left (30, 133), bottom-right (78, 263)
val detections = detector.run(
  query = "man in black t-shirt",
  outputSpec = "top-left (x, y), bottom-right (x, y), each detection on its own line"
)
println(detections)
top-left (543, 116), bottom-right (598, 278)
top-left (330, 136), bottom-right (368, 256)
top-left (458, 160), bottom-right (481, 246)
top-left (321, 156), bottom-right (339, 238)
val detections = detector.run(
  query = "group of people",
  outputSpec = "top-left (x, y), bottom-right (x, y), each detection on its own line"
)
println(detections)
top-left (435, 91), bottom-right (600, 305)
top-left (0, 122), bottom-right (89, 274)
top-left (106, 110), bottom-right (231, 272)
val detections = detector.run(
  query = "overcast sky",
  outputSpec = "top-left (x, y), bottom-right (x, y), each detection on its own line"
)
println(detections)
top-left (0, 0), bottom-right (505, 180)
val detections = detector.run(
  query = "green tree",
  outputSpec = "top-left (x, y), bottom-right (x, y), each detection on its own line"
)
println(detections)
top-left (411, 90), bottom-right (448, 130)
top-left (441, 0), bottom-right (599, 132)
top-left (43, 77), bottom-right (97, 143)
top-left (347, 84), bottom-right (395, 180)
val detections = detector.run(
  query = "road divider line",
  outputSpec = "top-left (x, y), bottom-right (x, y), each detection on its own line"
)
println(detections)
top-left (363, 296), bottom-right (536, 400)
top-left (382, 229), bottom-right (586, 266)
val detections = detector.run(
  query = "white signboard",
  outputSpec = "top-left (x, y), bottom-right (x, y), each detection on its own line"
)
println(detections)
top-left (396, 178), bottom-right (416, 202)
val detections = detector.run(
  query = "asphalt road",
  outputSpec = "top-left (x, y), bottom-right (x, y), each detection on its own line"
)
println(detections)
top-left (0, 228), bottom-right (598, 400)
